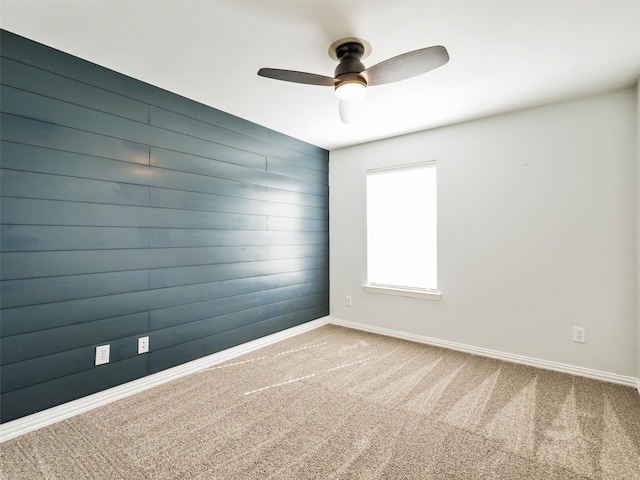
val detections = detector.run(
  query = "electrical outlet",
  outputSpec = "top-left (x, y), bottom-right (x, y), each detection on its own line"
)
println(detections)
top-left (95, 345), bottom-right (110, 365)
top-left (138, 336), bottom-right (149, 354)
top-left (573, 327), bottom-right (586, 343)
top-left (346, 295), bottom-right (352, 306)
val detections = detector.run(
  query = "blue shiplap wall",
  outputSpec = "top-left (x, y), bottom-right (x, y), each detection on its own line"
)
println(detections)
top-left (0, 30), bottom-right (329, 423)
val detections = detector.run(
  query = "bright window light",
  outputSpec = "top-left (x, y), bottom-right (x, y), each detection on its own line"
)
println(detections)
top-left (366, 162), bottom-right (437, 291)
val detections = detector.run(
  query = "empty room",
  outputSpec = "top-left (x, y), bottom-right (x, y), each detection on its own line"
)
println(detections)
top-left (1, 1), bottom-right (639, 478)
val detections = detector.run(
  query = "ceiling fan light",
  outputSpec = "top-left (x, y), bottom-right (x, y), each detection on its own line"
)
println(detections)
top-left (335, 80), bottom-right (367, 101)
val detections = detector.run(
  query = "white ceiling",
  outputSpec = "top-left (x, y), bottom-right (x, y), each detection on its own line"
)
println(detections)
top-left (2, 0), bottom-right (639, 150)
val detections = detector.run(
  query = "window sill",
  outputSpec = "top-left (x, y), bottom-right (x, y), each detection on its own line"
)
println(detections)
top-left (362, 284), bottom-right (442, 301)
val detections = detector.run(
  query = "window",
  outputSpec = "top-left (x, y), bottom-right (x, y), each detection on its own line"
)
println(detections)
top-left (365, 161), bottom-right (440, 300)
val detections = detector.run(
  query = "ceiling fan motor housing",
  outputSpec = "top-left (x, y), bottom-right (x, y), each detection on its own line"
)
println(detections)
top-left (334, 41), bottom-right (367, 87)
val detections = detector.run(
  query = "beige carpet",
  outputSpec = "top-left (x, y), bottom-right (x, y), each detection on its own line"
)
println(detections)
top-left (2, 325), bottom-right (639, 479)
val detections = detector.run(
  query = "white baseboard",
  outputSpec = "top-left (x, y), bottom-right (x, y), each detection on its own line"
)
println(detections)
top-left (0, 317), bottom-right (330, 443)
top-left (329, 317), bottom-right (639, 390)
top-left (2, 315), bottom-right (636, 442)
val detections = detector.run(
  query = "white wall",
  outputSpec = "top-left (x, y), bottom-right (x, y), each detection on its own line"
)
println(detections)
top-left (330, 87), bottom-right (638, 378)
top-left (637, 79), bottom-right (640, 387)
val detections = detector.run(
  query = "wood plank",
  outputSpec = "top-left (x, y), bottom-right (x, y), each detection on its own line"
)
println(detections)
top-left (1, 332), bottom-right (142, 392)
top-left (1, 141), bottom-right (277, 202)
top-left (0, 271), bottom-right (149, 308)
top-left (267, 156), bottom-right (329, 183)
top-left (1, 291), bottom-right (151, 337)
top-left (0, 226), bottom-right (150, 252)
top-left (151, 147), bottom-right (328, 196)
top-left (266, 128), bottom-right (329, 163)
top-left (1, 169), bottom-right (150, 206)
top-left (198, 307), bottom-right (326, 356)
top-left (268, 243), bottom-right (329, 260)
top-left (0, 197), bottom-right (267, 231)
top-left (149, 187), bottom-right (327, 219)
top-left (149, 229), bottom-right (326, 248)
top-left (265, 281), bottom-right (330, 304)
top-left (149, 259), bottom-right (327, 289)
top-left (1, 246), bottom-right (269, 279)
top-left (267, 269), bottom-right (330, 289)
top-left (0, 30), bottom-right (269, 142)
top-left (149, 186), bottom-right (271, 215)
top-left (150, 291), bottom-right (270, 330)
top-left (1, 114), bottom-right (149, 164)
top-left (267, 292), bottom-right (329, 319)
top-left (150, 142), bottom-right (264, 173)
top-left (2, 87), bottom-right (267, 168)
top-left (265, 187), bottom-right (328, 207)
top-left (0, 56), bottom-right (149, 123)
top-left (151, 306), bottom-right (269, 351)
top-left (268, 216), bottom-right (329, 232)
top-left (266, 304), bottom-right (329, 328)
top-left (150, 106), bottom-right (325, 167)
top-left (149, 262), bottom-right (271, 289)
top-left (1, 312), bottom-right (148, 364)
top-left (1, 277), bottom-right (272, 336)
top-left (148, 313), bottom-right (291, 373)
top-left (0, 356), bottom-right (147, 423)
top-left (149, 261), bottom-right (328, 290)
top-left (1, 141), bottom-right (150, 181)
top-left (261, 257), bottom-right (330, 273)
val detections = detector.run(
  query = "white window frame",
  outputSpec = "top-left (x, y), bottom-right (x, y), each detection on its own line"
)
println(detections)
top-left (363, 161), bottom-right (441, 301)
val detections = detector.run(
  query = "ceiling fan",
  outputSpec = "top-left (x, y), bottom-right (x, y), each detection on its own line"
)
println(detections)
top-left (257, 37), bottom-right (449, 123)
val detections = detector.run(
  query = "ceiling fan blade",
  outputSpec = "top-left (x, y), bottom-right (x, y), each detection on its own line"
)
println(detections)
top-left (257, 68), bottom-right (337, 86)
top-left (363, 45), bottom-right (449, 86)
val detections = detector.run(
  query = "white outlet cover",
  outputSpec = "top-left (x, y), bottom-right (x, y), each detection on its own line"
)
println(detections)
top-left (138, 336), bottom-right (149, 354)
top-left (95, 345), bottom-right (110, 365)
